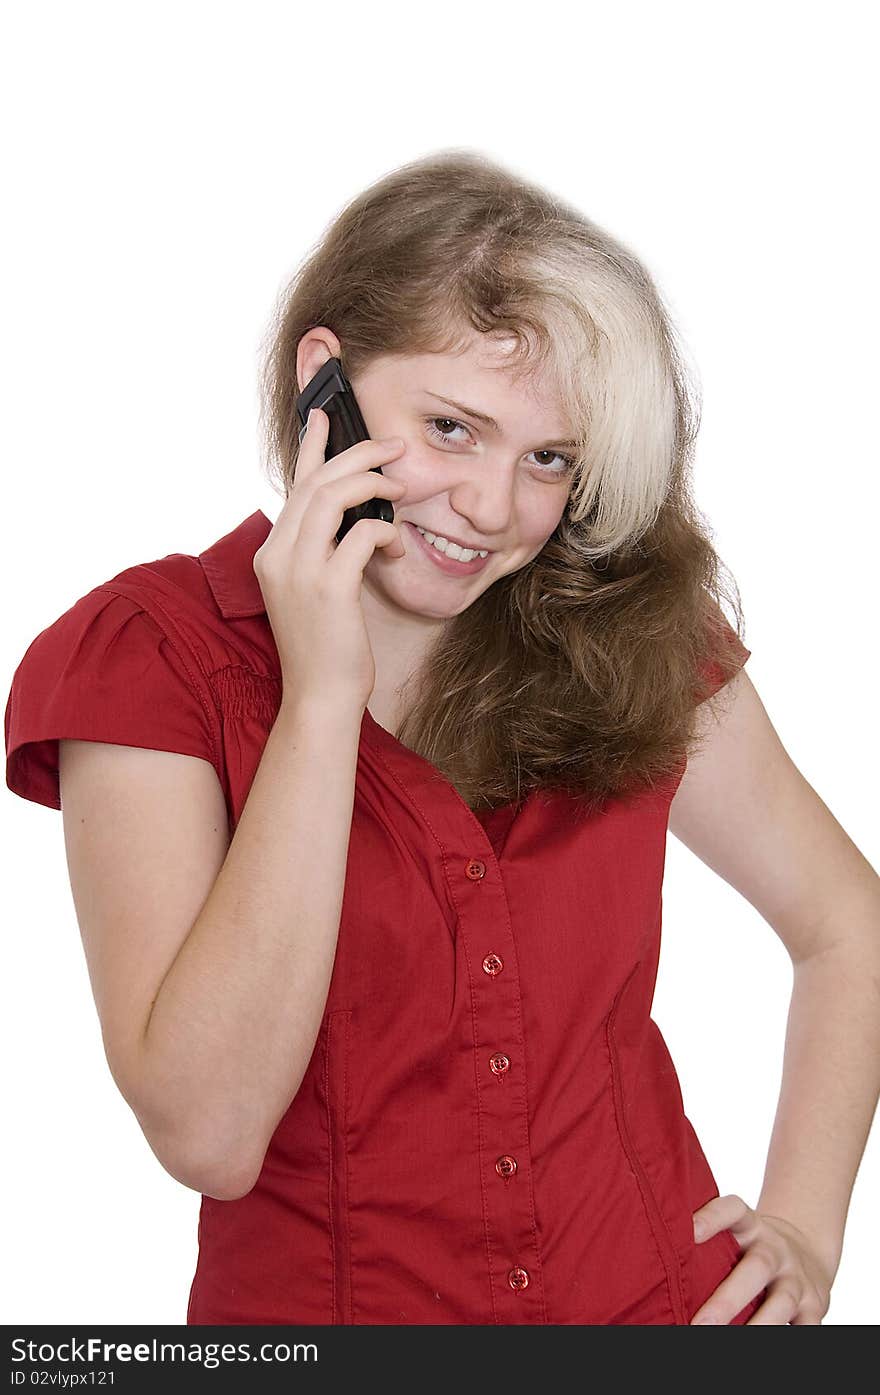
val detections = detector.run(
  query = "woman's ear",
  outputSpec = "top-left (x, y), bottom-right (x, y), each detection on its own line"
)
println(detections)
top-left (296, 326), bottom-right (343, 395)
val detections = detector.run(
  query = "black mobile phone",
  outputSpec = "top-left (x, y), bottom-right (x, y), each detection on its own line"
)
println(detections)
top-left (295, 357), bottom-right (395, 545)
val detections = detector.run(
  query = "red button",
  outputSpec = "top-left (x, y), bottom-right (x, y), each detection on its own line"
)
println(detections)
top-left (465, 859), bottom-right (486, 880)
top-left (482, 953), bottom-right (503, 976)
top-left (489, 1052), bottom-right (510, 1076)
top-left (495, 1155), bottom-right (517, 1179)
top-left (508, 1266), bottom-right (530, 1291)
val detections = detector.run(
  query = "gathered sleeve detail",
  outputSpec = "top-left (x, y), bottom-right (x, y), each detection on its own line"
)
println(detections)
top-left (4, 587), bottom-right (222, 811)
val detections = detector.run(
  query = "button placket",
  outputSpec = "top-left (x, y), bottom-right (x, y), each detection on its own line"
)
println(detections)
top-left (358, 709), bottom-right (544, 1321)
top-left (456, 842), bottom-right (544, 1322)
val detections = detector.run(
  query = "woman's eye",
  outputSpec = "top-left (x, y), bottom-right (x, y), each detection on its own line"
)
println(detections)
top-left (425, 417), bottom-right (469, 444)
top-left (531, 449), bottom-right (575, 475)
top-left (424, 417), bottom-right (574, 476)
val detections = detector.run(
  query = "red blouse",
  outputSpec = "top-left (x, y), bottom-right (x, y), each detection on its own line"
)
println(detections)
top-left (5, 509), bottom-right (766, 1325)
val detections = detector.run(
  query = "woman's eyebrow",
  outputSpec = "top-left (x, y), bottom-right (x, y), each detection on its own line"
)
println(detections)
top-left (419, 390), bottom-right (578, 450)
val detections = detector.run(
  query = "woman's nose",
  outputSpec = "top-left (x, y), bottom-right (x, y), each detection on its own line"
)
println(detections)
top-left (444, 462), bottom-right (517, 535)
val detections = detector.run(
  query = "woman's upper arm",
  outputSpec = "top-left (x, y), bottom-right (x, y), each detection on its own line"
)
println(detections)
top-left (58, 738), bottom-right (230, 1141)
top-left (668, 670), bottom-right (875, 962)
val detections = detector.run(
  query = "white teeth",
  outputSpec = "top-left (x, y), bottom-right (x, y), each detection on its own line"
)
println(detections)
top-left (414, 525), bottom-right (488, 562)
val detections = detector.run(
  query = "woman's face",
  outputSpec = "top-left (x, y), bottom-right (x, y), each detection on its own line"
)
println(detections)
top-left (298, 326), bottom-right (577, 621)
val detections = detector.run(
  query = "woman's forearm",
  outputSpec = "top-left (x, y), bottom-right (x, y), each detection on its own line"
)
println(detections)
top-left (755, 899), bottom-right (880, 1282)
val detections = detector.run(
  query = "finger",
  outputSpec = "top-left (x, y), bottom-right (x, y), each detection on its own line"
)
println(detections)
top-left (256, 412), bottom-right (333, 555)
top-left (693, 1193), bottom-right (752, 1242)
top-left (294, 405), bottom-right (331, 481)
top-left (745, 1281), bottom-right (801, 1325)
top-left (690, 1248), bottom-right (774, 1325)
top-left (329, 517), bottom-right (407, 591)
top-left (266, 416), bottom-right (401, 559)
top-left (297, 472), bottom-right (407, 570)
top-left (297, 408), bottom-right (405, 485)
top-left (297, 405), bottom-right (318, 447)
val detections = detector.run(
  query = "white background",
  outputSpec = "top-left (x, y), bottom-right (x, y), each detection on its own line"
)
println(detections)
top-left (2, 0), bottom-right (877, 1326)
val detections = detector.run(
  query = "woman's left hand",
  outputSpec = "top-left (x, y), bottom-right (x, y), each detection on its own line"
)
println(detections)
top-left (690, 1194), bottom-right (833, 1324)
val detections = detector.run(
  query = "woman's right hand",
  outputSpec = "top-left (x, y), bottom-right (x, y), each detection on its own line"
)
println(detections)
top-left (252, 406), bottom-right (408, 711)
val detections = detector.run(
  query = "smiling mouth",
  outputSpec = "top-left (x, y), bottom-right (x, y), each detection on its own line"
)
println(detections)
top-left (405, 522), bottom-right (493, 574)
top-left (411, 523), bottom-right (490, 556)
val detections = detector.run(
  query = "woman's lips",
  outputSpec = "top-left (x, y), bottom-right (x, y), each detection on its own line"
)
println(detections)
top-left (405, 521), bottom-right (492, 575)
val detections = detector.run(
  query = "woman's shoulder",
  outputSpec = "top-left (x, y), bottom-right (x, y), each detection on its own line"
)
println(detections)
top-left (101, 508), bottom-right (270, 632)
top-left (4, 510), bottom-right (274, 811)
top-left (63, 507), bottom-right (274, 678)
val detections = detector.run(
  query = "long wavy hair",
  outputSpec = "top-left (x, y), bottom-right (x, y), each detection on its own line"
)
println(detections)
top-left (258, 149), bottom-right (747, 815)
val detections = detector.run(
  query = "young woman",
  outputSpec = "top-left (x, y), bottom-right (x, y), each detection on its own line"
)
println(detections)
top-left (5, 151), bottom-right (878, 1326)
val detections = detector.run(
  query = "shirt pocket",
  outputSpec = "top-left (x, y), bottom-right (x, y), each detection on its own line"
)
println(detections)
top-left (323, 1008), bottom-right (353, 1324)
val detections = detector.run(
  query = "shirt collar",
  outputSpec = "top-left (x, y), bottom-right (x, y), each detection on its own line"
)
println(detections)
top-left (198, 509), bottom-right (273, 619)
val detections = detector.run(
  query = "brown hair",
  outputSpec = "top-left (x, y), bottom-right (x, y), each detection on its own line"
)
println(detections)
top-left (258, 148), bottom-right (747, 814)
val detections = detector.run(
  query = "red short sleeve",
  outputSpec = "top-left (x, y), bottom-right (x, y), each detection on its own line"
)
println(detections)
top-left (696, 616), bottom-right (751, 704)
top-left (4, 587), bottom-right (220, 811)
